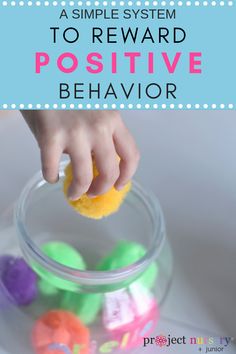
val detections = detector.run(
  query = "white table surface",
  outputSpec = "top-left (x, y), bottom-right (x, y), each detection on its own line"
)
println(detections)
top-left (0, 111), bottom-right (235, 353)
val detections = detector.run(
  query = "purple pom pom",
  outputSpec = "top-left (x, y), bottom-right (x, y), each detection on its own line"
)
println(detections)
top-left (0, 255), bottom-right (14, 275)
top-left (0, 255), bottom-right (15, 307)
top-left (0, 255), bottom-right (38, 306)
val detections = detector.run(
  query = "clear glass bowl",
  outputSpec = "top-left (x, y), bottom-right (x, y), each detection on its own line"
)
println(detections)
top-left (0, 161), bottom-right (173, 354)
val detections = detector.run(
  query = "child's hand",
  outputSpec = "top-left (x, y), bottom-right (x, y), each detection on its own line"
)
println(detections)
top-left (21, 110), bottom-right (140, 200)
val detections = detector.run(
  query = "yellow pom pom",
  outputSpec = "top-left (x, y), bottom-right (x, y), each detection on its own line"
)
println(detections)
top-left (63, 162), bottom-right (131, 219)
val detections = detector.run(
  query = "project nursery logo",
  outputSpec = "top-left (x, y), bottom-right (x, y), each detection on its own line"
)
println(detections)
top-left (143, 334), bottom-right (235, 352)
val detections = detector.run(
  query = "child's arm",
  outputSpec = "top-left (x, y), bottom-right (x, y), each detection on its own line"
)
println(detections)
top-left (21, 110), bottom-right (140, 200)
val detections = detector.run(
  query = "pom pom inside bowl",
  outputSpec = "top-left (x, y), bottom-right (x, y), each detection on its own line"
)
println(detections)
top-left (32, 310), bottom-right (90, 354)
top-left (0, 255), bottom-right (37, 306)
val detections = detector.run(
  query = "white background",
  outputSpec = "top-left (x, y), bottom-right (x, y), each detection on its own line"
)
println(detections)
top-left (0, 111), bottom-right (235, 353)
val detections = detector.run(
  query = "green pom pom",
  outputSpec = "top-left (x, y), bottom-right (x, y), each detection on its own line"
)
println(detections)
top-left (38, 279), bottom-right (58, 296)
top-left (34, 242), bottom-right (86, 293)
top-left (61, 291), bottom-right (103, 325)
top-left (97, 241), bottom-right (158, 289)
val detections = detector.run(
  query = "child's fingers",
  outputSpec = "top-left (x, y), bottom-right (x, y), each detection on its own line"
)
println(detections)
top-left (113, 128), bottom-right (140, 190)
top-left (67, 146), bottom-right (93, 200)
top-left (40, 144), bottom-right (62, 183)
top-left (87, 142), bottom-right (119, 197)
